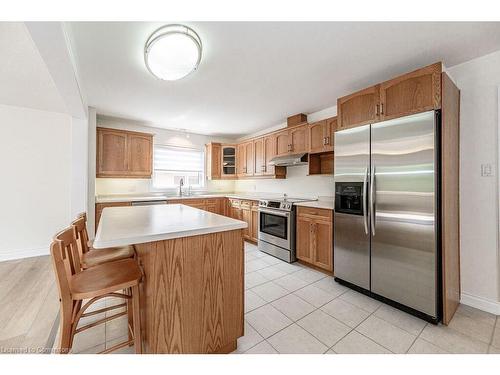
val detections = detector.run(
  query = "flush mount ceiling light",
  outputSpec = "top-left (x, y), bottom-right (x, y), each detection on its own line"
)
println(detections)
top-left (144, 24), bottom-right (202, 81)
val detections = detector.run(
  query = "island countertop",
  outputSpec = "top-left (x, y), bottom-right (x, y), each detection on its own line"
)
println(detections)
top-left (93, 204), bottom-right (248, 249)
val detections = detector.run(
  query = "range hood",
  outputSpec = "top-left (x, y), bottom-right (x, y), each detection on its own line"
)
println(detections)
top-left (268, 153), bottom-right (308, 167)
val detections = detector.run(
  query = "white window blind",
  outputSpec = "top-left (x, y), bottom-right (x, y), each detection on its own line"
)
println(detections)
top-left (153, 145), bottom-right (205, 189)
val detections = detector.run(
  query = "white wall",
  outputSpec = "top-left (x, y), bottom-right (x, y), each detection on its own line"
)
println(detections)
top-left (87, 108), bottom-right (97, 236)
top-left (234, 105), bottom-right (337, 198)
top-left (449, 50), bottom-right (500, 313)
top-left (71, 117), bottom-right (88, 217)
top-left (94, 116), bottom-right (235, 195)
top-left (234, 166), bottom-right (333, 198)
top-left (0, 104), bottom-right (72, 261)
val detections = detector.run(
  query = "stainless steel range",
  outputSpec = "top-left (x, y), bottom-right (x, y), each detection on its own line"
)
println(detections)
top-left (258, 195), bottom-right (316, 262)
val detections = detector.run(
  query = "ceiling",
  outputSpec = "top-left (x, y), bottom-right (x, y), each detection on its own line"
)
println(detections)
top-left (68, 22), bottom-right (500, 137)
top-left (0, 22), bottom-right (67, 114)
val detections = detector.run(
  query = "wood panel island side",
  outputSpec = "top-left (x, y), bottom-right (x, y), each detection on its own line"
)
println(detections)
top-left (93, 204), bottom-right (247, 354)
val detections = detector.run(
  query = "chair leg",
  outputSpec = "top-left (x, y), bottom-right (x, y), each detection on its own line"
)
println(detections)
top-left (127, 288), bottom-right (134, 346)
top-left (131, 285), bottom-right (142, 354)
top-left (59, 308), bottom-right (73, 354)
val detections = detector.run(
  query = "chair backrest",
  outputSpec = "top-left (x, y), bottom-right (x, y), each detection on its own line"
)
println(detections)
top-left (72, 213), bottom-right (90, 256)
top-left (50, 226), bottom-right (82, 304)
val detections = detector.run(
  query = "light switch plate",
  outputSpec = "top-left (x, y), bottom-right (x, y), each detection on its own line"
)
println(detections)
top-left (481, 163), bottom-right (494, 177)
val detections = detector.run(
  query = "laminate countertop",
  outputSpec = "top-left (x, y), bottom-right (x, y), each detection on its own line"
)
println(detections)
top-left (95, 192), bottom-right (315, 204)
top-left (294, 199), bottom-right (334, 210)
top-left (93, 204), bottom-right (247, 249)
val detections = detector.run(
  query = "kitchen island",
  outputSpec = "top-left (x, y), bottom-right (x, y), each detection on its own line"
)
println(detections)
top-left (94, 204), bottom-right (247, 354)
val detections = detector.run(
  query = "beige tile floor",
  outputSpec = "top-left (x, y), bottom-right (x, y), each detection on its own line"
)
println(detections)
top-left (2, 243), bottom-right (500, 354)
top-left (236, 242), bottom-right (500, 354)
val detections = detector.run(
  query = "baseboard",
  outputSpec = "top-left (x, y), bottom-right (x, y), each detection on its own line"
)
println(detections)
top-left (0, 246), bottom-right (49, 262)
top-left (461, 292), bottom-right (500, 315)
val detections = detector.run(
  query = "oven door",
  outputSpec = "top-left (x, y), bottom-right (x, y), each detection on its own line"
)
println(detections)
top-left (258, 208), bottom-right (291, 249)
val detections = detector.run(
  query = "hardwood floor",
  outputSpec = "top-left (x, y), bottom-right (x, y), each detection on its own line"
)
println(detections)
top-left (0, 255), bottom-right (59, 353)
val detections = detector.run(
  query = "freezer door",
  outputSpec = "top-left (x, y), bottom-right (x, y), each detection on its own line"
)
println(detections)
top-left (370, 111), bottom-right (437, 317)
top-left (334, 125), bottom-right (371, 289)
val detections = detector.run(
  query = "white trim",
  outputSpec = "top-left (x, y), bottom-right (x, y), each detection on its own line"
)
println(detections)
top-left (497, 86), bottom-right (500, 303)
top-left (461, 292), bottom-right (500, 315)
top-left (0, 247), bottom-right (49, 262)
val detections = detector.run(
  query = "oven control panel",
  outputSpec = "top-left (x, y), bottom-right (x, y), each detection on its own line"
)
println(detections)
top-left (259, 200), bottom-right (292, 211)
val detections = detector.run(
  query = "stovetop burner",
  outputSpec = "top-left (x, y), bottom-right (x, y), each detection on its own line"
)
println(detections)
top-left (258, 194), bottom-right (317, 211)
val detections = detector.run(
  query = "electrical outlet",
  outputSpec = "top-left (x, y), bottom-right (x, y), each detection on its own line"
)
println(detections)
top-left (481, 163), bottom-right (494, 177)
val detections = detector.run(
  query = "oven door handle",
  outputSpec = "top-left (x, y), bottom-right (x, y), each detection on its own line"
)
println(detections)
top-left (258, 208), bottom-right (291, 217)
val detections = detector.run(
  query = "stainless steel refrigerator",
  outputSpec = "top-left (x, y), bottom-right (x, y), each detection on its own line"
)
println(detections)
top-left (334, 110), bottom-right (440, 322)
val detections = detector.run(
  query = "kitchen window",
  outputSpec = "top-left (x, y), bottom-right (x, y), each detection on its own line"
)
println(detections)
top-left (152, 145), bottom-right (205, 189)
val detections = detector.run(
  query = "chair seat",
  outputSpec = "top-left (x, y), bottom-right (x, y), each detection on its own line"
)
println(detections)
top-left (70, 259), bottom-right (142, 300)
top-left (81, 245), bottom-right (135, 269)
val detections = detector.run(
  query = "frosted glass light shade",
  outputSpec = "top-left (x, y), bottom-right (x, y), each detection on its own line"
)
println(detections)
top-left (144, 25), bottom-right (202, 81)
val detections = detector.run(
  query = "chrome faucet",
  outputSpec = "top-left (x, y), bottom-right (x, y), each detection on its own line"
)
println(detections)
top-left (179, 178), bottom-right (184, 197)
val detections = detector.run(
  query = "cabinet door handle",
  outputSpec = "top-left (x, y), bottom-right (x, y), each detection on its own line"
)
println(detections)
top-left (375, 104), bottom-right (380, 116)
top-left (380, 103), bottom-right (384, 115)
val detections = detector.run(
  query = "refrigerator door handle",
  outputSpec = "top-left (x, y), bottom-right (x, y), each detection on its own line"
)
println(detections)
top-left (370, 165), bottom-right (376, 236)
top-left (363, 167), bottom-right (368, 235)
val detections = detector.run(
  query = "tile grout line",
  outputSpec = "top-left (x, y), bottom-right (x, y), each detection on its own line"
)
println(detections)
top-left (244, 245), bottom-right (446, 355)
top-left (244, 266), bottom-right (341, 353)
top-left (338, 302), bottom-right (398, 354)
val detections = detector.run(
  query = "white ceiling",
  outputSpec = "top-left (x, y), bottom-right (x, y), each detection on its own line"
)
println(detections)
top-left (67, 22), bottom-right (500, 137)
top-left (0, 22), bottom-right (67, 114)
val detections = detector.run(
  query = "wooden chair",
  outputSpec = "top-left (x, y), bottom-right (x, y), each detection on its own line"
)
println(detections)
top-left (72, 213), bottom-right (135, 269)
top-left (50, 226), bottom-right (142, 354)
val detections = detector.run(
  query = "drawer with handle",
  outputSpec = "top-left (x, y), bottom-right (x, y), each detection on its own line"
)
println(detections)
top-left (297, 206), bottom-right (333, 220)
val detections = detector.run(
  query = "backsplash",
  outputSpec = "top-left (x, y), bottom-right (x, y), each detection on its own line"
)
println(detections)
top-left (96, 166), bottom-right (333, 197)
top-left (95, 178), bottom-right (235, 195)
top-left (234, 165), bottom-right (334, 198)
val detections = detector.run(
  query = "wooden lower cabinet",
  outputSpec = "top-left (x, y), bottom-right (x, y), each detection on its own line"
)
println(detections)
top-left (169, 198), bottom-right (225, 215)
top-left (134, 228), bottom-right (243, 353)
top-left (241, 207), bottom-right (251, 240)
top-left (251, 204), bottom-right (259, 242)
top-left (296, 216), bottom-right (313, 263)
top-left (311, 219), bottom-right (333, 270)
top-left (296, 207), bottom-right (333, 272)
top-left (227, 199), bottom-right (258, 243)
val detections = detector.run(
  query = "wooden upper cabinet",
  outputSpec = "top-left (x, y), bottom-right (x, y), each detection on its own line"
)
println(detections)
top-left (97, 127), bottom-right (153, 178)
top-left (275, 129), bottom-right (290, 157)
top-left (309, 120), bottom-right (327, 153)
top-left (253, 138), bottom-right (264, 176)
top-left (289, 124), bottom-right (309, 154)
top-left (337, 63), bottom-right (443, 131)
top-left (128, 134), bottom-right (153, 176)
top-left (309, 119), bottom-right (335, 154)
top-left (275, 124), bottom-right (309, 157)
top-left (337, 85), bottom-right (380, 130)
top-left (326, 117), bottom-right (337, 149)
top-left (380, 62), bottom-right (442, 121)
top-left (263, 134), bottom-right (277, 176)
top-left (205, 142), bottom-right (222, 180)
top-left (244, 141), bottom-right (254, 176)
top-left (221, 145), bottom-right (237, 178)
top-left (236, 143), bottom-right (245, 177)
top-left (97, 129), bottom-right (128, 176)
